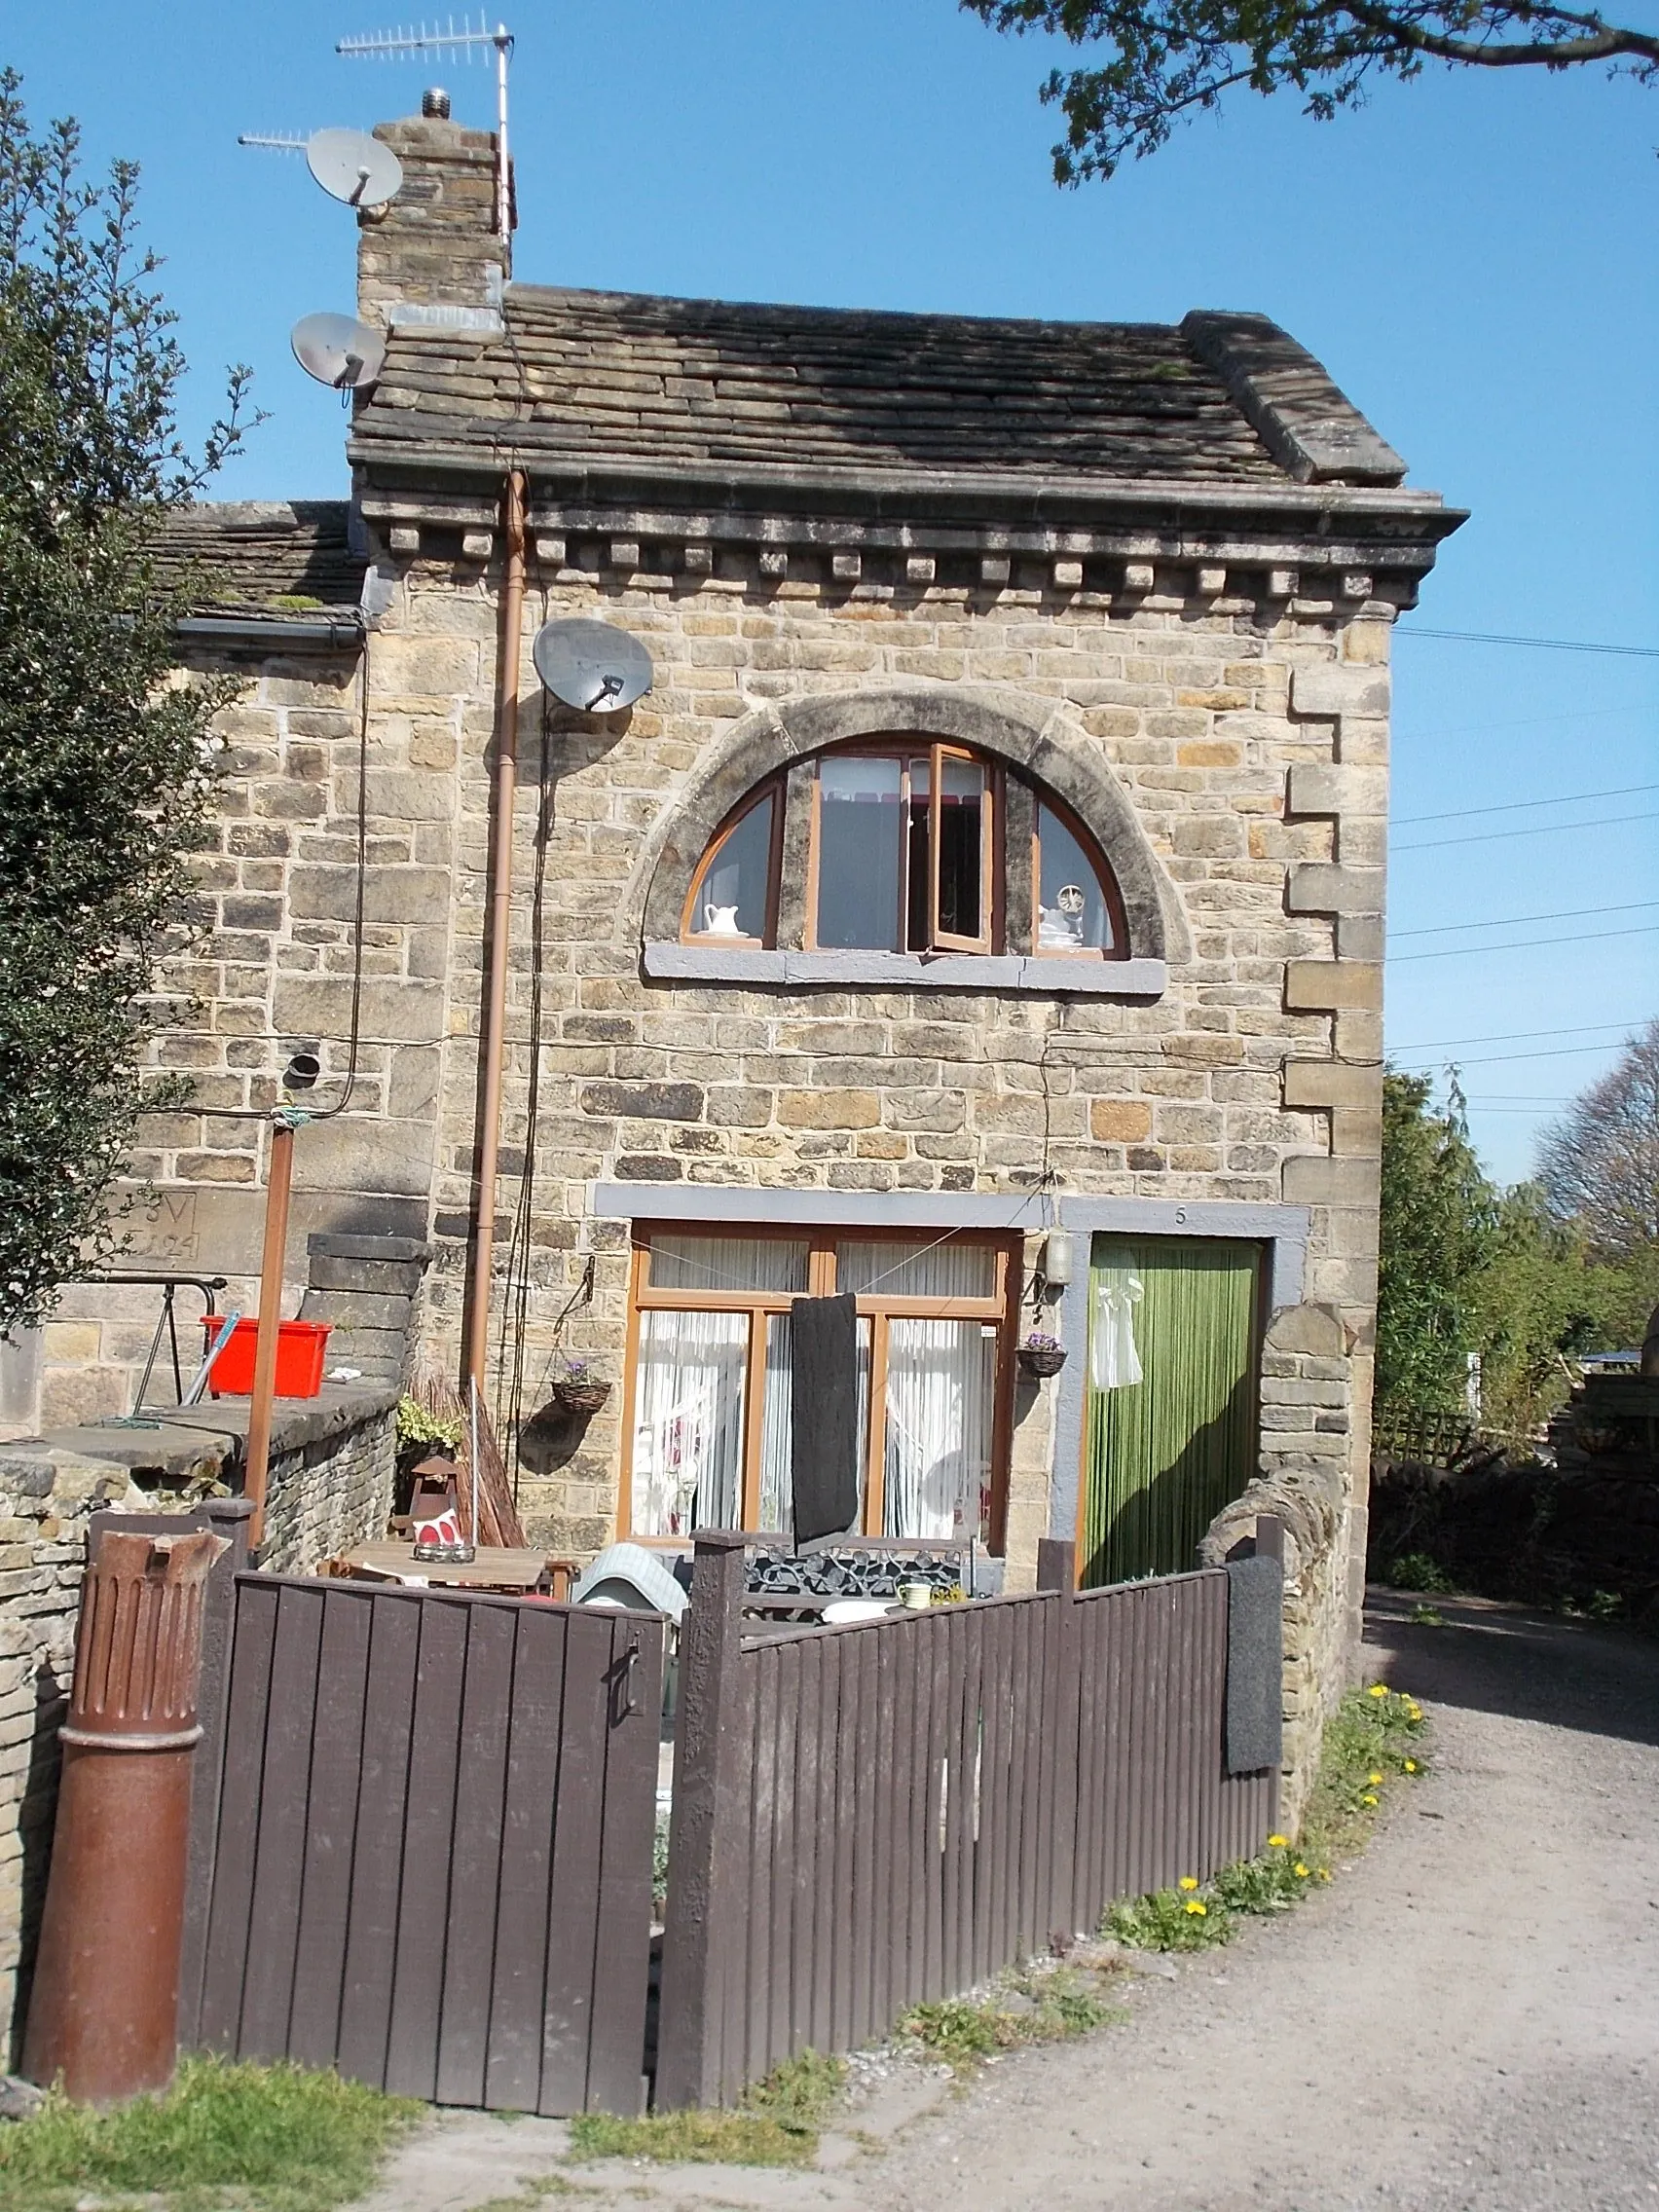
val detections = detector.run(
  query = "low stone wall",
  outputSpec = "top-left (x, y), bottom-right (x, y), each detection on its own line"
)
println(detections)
top-left (0, 1382), bottom-right (396, 2059)
top-left (1201, 1302), bottom-right (1357, 1830)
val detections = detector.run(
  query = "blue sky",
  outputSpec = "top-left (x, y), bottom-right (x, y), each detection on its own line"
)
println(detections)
top-left (9, 1), bottom-right (1655, 1181)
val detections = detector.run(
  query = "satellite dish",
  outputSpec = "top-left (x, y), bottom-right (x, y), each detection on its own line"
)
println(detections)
top-left (306, 128), bottom-right (403, 209)
top-left (290, 312), bottom-right (387, 391)
top-left (533, 618), bottom-right (655, 714)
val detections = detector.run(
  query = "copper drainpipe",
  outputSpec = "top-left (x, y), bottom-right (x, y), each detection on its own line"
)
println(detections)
top-left (466, 468), bottom-right (528, 1392)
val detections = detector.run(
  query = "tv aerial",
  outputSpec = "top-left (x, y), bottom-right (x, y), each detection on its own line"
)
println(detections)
top-left (338, 17), bottom-right (514, 246)
top-left (533, 619), bottom-right (655, 715)
top-left (290, 311), bottom-right (387, 392)
top-left (238, 128), bottom-right (404, 210)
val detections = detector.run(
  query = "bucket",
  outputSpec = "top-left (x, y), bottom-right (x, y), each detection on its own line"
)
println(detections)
top-left (202, 1318), bottom-right (332, 1398)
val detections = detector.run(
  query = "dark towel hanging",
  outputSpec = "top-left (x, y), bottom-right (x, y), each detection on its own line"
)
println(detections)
top-left (790, 1292), bottom-right (860, 1548)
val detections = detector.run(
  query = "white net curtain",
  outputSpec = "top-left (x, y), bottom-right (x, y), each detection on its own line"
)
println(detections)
top-left (630, 1233), bottom-right (998, 1542)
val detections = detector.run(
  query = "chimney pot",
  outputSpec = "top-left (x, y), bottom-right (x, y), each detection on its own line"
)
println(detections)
top-left (422, 87), bottom-right (452, 119)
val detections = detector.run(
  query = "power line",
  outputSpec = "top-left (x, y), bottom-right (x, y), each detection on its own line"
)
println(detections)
top-left (1392, 785), bottom-right (1659, 829)
top-left (1402, 704), bottom-right (1650, 745)
top-left (1391, 1042), bottom-right (1637, 1069)
top-left (1388, 1019), bottom-right (1645, 1051)
top-left (1390, 900), bottom-right (1659, 940)
top-left (1388, 923), bottom-right (1659, 964)
top-left (1400, 625), bottom-right (1659, 659)
top-left (1394, 810), bottom-right (1659, 854)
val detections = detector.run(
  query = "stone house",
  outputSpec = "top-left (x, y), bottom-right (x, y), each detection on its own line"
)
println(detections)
top-left (26, 105), bottom-right (1460, 1743)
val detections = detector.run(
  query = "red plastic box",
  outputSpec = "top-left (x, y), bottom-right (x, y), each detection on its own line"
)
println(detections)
top-left (202, 1318), bottom-right (333, 1399)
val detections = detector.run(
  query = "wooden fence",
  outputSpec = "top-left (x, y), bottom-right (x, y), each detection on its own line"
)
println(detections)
top-left (181, 1571), bottom-right (663, 2117)
top-left (655, 1533), bottom-right (1279, 2107)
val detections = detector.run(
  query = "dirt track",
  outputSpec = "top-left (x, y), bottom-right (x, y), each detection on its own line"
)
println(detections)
top-left (361, 1593), bottom-right (1659, 2212)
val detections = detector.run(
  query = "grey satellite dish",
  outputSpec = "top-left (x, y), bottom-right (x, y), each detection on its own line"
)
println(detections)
top-left (291, 312), bottom-right (387, 391)
top-left (306, 128), bottom-right (403, 209)
top-left (533, 618), bottom-right (655, 714)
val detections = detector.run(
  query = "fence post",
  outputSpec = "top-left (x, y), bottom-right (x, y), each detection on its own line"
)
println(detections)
top-left (656, 1530), bottom-right (749, 2110)
top-left (1035, 1539), bottom-right (1082, 1940)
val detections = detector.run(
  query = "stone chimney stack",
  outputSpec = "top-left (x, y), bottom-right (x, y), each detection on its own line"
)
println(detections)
top-left (356, 113), bottom-right (510, 331)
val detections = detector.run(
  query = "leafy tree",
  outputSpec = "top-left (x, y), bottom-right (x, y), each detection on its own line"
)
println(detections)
top-left (1535, 1017), bottom-right (1659, 1260)
top-left (0, 71), bottom-right (254, 1336)
top-left (1376, 1071), bottom-right (1497, 1416)
top-left (965, 0), bottom-right (1659, 180)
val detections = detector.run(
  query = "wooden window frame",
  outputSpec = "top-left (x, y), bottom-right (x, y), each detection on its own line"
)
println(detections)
top-left (619, 1224), bottom-right (1018, 1551)
top-left (928, 743), bottom-right (997, 954)
top-left (802, 741), bottom-right (1003, 956)
top-left (1029, 786), bottom-right (1130, 962)
top-left (679, 780), bottom-right (785, 948)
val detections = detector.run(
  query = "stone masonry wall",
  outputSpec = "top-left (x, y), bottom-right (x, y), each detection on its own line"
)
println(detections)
top-left (56, 545), bottom-right (1387, 1606)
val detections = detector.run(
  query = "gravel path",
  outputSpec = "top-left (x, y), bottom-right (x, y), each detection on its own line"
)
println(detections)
top-left (358, 1593), bottom-right (1659, 2212)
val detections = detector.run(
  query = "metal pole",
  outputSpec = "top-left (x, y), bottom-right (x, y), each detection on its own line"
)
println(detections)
top-left (465, 469), bottom-right (527, 1393)
top-left (243, 1115), bottom-right (297, 1551)
top-left (494, 25), bottom-right (511, 248)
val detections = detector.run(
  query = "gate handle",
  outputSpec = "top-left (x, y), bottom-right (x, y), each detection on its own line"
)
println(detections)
top-left (618, 1641), bottom-right (642, 1716)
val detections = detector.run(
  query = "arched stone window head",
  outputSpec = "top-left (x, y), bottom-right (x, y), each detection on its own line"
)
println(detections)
top-left (642, 691), bottom-right (1173, 998)
top-left (683, 743), bottom-right (1128, 961)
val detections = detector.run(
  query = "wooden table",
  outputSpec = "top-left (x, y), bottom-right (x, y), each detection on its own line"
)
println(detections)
top-left (332, 1544), bottom-right (574, 1599)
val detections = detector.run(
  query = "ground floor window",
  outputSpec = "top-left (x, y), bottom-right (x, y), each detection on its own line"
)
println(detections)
top-left (623, 1227), bottom-right (1016, 1547)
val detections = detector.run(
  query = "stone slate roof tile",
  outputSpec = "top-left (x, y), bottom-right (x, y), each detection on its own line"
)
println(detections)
top-left (154, 500), bottom-right (365, 615)
top-left (350, 285), bottom-right (1310, 488)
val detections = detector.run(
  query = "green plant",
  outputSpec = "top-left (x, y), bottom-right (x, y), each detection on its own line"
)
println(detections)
top-left (0, 70), bottom-right (258, 1333)
top-left (1387, 1551), bottom-right (1455, 1595)
top-left (1407, 1604), bottom-right (1446, 1626)
top-left (396, 1394), bottom-right (464, 1451)
top-left (0, 2055), bottom-right (416, 2212)
top-left (1104, 1883), bottom-right (1234, 1951)
top-left (1300, 1684), bottom-right (1428, 1863)
top-left (570, 2051), bottom-right (846, 2170)
top-left (899, 1968), bottom-right (1124, 2072)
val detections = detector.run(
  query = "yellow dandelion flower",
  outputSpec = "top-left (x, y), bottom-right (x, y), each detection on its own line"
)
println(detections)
top-left (1294, 1862), bottom-right (1309, 1877)
top-left (1184, 1899), bottom-right (1207, 1916)
top-left (1367, 1683), bottom-right (1388, 1699)
top-left (1368, 1771), bottom-right (1382, 1785)
top-left (1267, 1833), bottom-right (1289, 1849)
top-left (1360, 1792), bottom-right (1379, 1807)
top-left (1404, 1759), bottom-right (1418, 1773)
top-left (1317, 1869), bottom-right (1332, 1882)
top-left (1178, 1875), bottom-right (1199, 1892)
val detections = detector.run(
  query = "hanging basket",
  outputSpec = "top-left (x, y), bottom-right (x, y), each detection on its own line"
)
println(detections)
top-left (1017, 1342), bottom-right (1068, 1380)
top-left (551, 1379), bottom-right (610, 1416)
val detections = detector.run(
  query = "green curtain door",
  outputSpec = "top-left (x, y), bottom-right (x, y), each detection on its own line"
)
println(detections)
top-left (1081, 1236), bottom-right (1261, 1588)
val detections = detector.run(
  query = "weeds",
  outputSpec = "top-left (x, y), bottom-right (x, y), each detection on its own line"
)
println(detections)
top-left (1103, 1684), bottom-right (1430, 1953)
top-left (0, 2055), bottom-right (417, 2212)
top-left (899, 1967), bottom-right (1125, 2072)
top-left (568, 2050), bottom-right (846, 2170)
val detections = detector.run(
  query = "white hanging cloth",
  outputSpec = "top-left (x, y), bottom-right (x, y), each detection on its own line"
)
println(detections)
top-left (1090, 1267), bottom-right (1145, 1390)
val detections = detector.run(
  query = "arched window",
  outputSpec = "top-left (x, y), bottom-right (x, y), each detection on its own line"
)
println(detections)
top-left (682, 741), bottom-right (1127, 960)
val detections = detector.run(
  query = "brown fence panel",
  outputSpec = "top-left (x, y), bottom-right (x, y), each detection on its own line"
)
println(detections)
top-left (189, 1573), bottom-right (662, 2117)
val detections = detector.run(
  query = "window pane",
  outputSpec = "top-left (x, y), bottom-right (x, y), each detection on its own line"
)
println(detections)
top-left (905, 755), bottom-right (930, 951)
top-left (816, 756), bottom-right (903, 950)
top-left (937, 756), bottom-right (984, 940)
top-left (834, 1237), bottom-right (996, 1301)
top-left (1036, 801), bottom-right (1115, 951)
top-left (883, 1318), bottom-right (996, 1540)
top-left (692, 792), bottom-right (774, 940)
top-left (631, 1309), bottom-right (748, 1534)
top-left (757, 1312), bottom-right (793, 1534)
top-left (646, 1234), bottom-right (809, 1294)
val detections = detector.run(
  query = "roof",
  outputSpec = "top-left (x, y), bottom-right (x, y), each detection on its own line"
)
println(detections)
top-left (154, 500), bottom-right (366, 618)
top-left (348, 288), bottom-right (1412, 500)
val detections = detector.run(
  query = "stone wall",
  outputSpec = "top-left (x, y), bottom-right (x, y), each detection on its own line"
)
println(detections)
top-left (0, 1387), bottom-right (394, 2057)
top-left (1200, 1301), bottom-right (1356, 1827)
top-left (45, 554), bottom-right (1388, 1592)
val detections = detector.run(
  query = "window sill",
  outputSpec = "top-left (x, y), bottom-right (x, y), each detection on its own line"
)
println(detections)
top-left (647, 944), bottom-right (1167, 997)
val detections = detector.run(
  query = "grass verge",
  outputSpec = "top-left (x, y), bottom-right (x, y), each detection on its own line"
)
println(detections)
top-left (1103, 1682), bottom-right (1428, 1952)
top-left (567, 2049), bottom-right (846, 2170)
top-left (0, 2055), bottom-right (418, 2212)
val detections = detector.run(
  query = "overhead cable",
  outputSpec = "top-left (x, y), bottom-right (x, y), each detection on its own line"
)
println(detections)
top-left (1400, 626), bottom-right (1659, 658)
